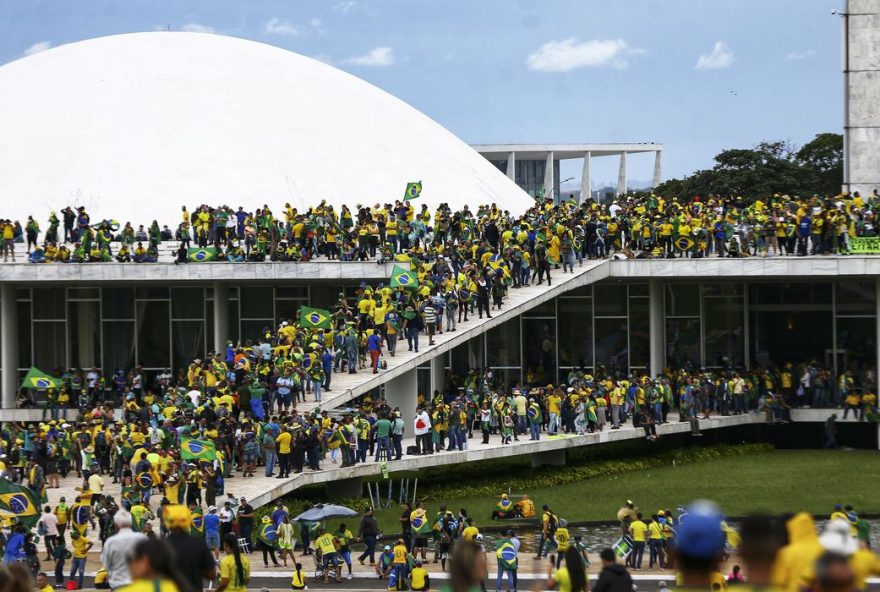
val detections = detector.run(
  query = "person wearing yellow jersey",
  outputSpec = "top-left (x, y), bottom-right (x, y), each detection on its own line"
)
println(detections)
top-left (647, 515), bottom-right (665, 569)
top-left (628, 513), bottom-right (648, 570)
top-left (316, 528), bottom-right (341, 584)
top-left (36, 572), bottom-right (53, 592)
top-left (554, 518), bottom-right (570, 568)
top-left (409, 559), bottom-right (430, 591)
top-left (218, 534), bottom-right (250, 592)
top-left (461, 518), bottom-right (479, 542)
top-left (291, 562), bottom-right (308, 589)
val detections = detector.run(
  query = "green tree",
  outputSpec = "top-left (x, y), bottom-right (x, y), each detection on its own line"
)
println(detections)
top-left (795, 133), bottom-right (843, 196)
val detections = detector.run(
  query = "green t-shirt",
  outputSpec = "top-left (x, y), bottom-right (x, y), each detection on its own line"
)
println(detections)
top-left (376, 418), bottom-right (392, 438)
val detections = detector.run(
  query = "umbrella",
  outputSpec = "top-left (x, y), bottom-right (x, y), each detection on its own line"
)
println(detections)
top-left (294, 504), bottom-right (359, 522)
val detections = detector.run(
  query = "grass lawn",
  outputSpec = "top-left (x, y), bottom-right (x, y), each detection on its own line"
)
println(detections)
top-left (322, 449), bottom-right (880, 534)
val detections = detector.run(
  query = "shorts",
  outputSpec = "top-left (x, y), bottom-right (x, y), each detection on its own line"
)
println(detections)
top-left (322, 552), bottom-right (339, 568)
top-left (243, 453), bottom-right (257, 465)
top-left (206, 533), bottom-right (220, 549)
top-left (277, 392), bottom-right (292, 406)
top-left (339, 550), bottom-right (351, 565)
top-left (414, 537), bottom-right (427, 548)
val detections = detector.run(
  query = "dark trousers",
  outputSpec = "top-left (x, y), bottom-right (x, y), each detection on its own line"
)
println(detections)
top-left (278, 452), bottom-right (291, 477)
top-left (358, 535), bottom-right (377, 563)
top-left (392, 434), bottom-right (403, 460)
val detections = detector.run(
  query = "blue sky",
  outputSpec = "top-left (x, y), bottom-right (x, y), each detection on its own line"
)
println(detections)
top-left (0, 0), bottom-right (841, 186)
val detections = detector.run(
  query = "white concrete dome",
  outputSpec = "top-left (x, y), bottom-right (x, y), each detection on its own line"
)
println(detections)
top-left (0, 32), bottom-right (533, 225)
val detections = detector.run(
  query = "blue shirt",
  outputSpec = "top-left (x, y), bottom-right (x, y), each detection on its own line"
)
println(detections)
top-left (368, 334), bottom-right (382, 352)
top-left (204, 513), bottom-right (220, 536)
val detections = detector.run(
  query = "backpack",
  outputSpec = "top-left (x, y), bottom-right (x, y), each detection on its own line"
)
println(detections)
top-left (547, 511), bottom-right (559, 533)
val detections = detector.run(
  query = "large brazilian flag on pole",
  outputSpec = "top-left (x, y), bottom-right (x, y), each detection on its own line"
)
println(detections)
top-left (20, 367), bottom-right (63, 390)
top-left (187, 247), bottom-right (219, 262)
top-left (300, 306), bottom-right (332, 330)
top-left (390, 264), bottom-right (418, 290)
top-left (0, 478), bottom-right (41, 528)
top-left (180, 437), bottom-right (218, 461)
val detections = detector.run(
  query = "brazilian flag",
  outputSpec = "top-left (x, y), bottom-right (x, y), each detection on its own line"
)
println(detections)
top-left (390, 264), bottom-right (418, 290)
top-left (191, 510), bottom-right (205, 537)
top-left (186, 247), bottom-right (219, 263)
top-left (71, 502), bottom-right (91, 535)
top-left (180, 437), bottom-right (218, 461)
top-left (674, 236), bottom-right (695, 252)
top-left (496, 540), bottom-right (518, 570)
top-left (258, 521), bottom-right (278, 546)
top-left (20, 367), bottom-right (62, 390)
top-left (0, 479), bottom-right (40, 528)
top-left (403, 181), bottom-right (422, 201)
top-left (300, 306), bottom-right (332, 330)
top-left (135, 472), bottom-right (153, 490)
top-left (410, 510), bottom-right (432, 535)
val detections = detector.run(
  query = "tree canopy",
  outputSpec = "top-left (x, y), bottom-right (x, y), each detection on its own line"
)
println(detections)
top-left (655, 133), bottom-right (842, 199)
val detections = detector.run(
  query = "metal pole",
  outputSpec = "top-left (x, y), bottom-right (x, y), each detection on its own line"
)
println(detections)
top-left (367, 482), bottom-right (375, 509)
top-left (412, 478), bottom-right (418, 505)
top-left (387, 479), bottom-right (392, 506)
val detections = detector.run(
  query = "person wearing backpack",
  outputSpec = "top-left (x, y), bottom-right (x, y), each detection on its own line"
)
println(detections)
top-left (535, 505), bottom-right (559, 560)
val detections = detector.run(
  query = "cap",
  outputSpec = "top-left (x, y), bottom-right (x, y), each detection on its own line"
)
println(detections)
top-left (675, 502), bottom-right (725, 560)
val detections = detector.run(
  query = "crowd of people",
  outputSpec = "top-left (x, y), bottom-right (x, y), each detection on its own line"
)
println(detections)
top-left (4, 191), bottom-right (880, 264)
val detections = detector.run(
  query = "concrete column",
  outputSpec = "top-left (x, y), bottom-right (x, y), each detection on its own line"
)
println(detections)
top-left (649, 279), bottom-right (664, 377)
top-left (506, 152), bottom-right (516, 181)
top-left (580, 152), bottom-right (591, 203)
top-left (384, 368), bottom-right (418, 430)
top-left (327, 476), bottom-right (363, 498)
top-left (430, 354), bottom-right (445, 397)
top-left (652, 150), bottom-right (663, 189)
top-left (1, 284), bottom-right (18, 408)
top-left (617, 151), bottom-right (628, 196)
top-left (531, 449), bottom-right (566, 467)
top-left (213, 282), bottom-right (229, 354)
top-left (543, 151), bottom-right (555, 200)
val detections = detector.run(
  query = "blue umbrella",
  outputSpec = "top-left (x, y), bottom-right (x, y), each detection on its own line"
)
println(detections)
top-left (294, 504), bottom-right (359, 522)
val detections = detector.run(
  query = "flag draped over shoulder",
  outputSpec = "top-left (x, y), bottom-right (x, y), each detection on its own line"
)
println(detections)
top-left (0, 479), bottom-right (40, 528)
top-left (19, 367), bottom-right (62, 390)
top-left (390, 265), bottom-right (418, 289)
top-left (404, 181), bottom-right (422, 201)
top-left (300, 306), bottom-right (332, 330)
top-left (180, 437), bottom-right (217, 461)
top-left (496, 539), bottom-right (519, 570)
top-left (187, 247), bottom-right (219, 262)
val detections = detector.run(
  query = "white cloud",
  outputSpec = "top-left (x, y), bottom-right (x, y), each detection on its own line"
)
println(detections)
top-left (23, 40), bottom-right (51, 56)
top-left (786, 49), bottom-right (816, 61)
top-left (334, 1), bottom-right (355, 15)
top-left (180, 23), bottom-right (215, 34)
top-left (342, 46), bottom-right (394, 67)
top-left (695, 40), bottom-right (734, 70)
top-left (310, 18), bottom-right (324, 34)
top-left (525, 38), bottom-right (640, 72)
top-left (264, 18), bottom-right (300, 37)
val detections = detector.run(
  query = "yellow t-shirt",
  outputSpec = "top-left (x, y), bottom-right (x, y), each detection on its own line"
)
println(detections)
top-left (461, 526), bottom-right (479, 541)
top-left (393, 543), bottom-right (408, 564)
top-left (72, 536), bottom-right (91, 558)
top-left (411, 566), bottom-right (428, 590)
top-left (316, 533), bottom-right (337, 556)
top-left (630, 520), bottom-right (648, 542)
top-left (118, 579), bottom-right (183, 592)
top-left (553, 567), bottom-right (572, 592)
top-left (220, 554), bottom-right (250, 592)
top-left (276, 431), bottom-right (292, 455)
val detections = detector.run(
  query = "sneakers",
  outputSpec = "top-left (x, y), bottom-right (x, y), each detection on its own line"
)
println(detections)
top-left (347, 574), bottom-right (353, 580)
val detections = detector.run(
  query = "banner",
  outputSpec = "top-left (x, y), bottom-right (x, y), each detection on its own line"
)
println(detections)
top-left (851, 237), bottom-right (880, 254)
top-left (187, 247), bottom-right (219, 262)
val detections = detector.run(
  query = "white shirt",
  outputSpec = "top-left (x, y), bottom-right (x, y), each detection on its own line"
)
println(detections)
top-left (413, 411), bottom-right (432, 436)
top-left (101, 527), bottom-right (148, 590)
top-left (38, 513), bottom-right (59, 537)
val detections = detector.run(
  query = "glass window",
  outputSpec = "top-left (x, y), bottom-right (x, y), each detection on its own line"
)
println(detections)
top-left (629, 298), bottom-right (650, 368)
top-left (137, 301), bottom-right (170, 368)
top-left (240, 287), bottom-right (273, 318)
top-left (172, 321), bottom-right (205, 372)
top-left (665, 284), bottom-right (700, 317)
top-left (33, 288), bottom-right (65, 320)
top-left (67, 288), bottom-right (100, 300)
top-left (594, 284), bottom-right (627, 316)
top-left (629, 283), bottom-right (649, 297)
top-left (666, 318), bottom-right (701, 369)
top-left (228, 301), bottom-right (240, 343)
top-left (451, 336), bottom-right (484, 377)
top-left (751, 283), bottom-right (832, 307)
top-left (594, 317), bottom-right (628, 373)
top-left (102, 321), bottom-right (135, 374)
top-left (16, 288), bottom-right (31, 301)
top-left (558, 298), bottom-right (593, 368)
top-left (703, 283), bottom-right (743, 297)
top-left (171, 288), bottom-right (205, 319)
top-left (275, 300), bottom-right (301, 324)
top-left (836, 282), bottom-right (876, 315)
top-left (136, 287), bottom-right (169, 300)
top-left (68, 301), bottom-right (100, 370)
top-left (33, 321), bottom-right (66, 371)
top-left (206, 301), bottom-right (215, 352)
top-left (750, 309), bottom-right (832, 368)
top-left (490, 368), bottom-right (523, 392)
top-left (486, 319), bottom-right (519, 367)
top-left (836, 317), bottom-right (877, 378)
top-left (103, 288), bottom-right (134, 319)
top-left (563, 285), bottom-right (593, 297)
top-left (524, 299), bottom-right (556, 317)
top-left (417, 368), bottom-right (432, 399)
top-left (703, 295), bottom-right (744, 367)
top-left (276, 286), bottom-right (309, 299)
top-left (17, 301), bottom-right (32, 369)
top-left (522, 318), bottom-right (556, 381)
top-left (240, 320), bottom-right (272, 343)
